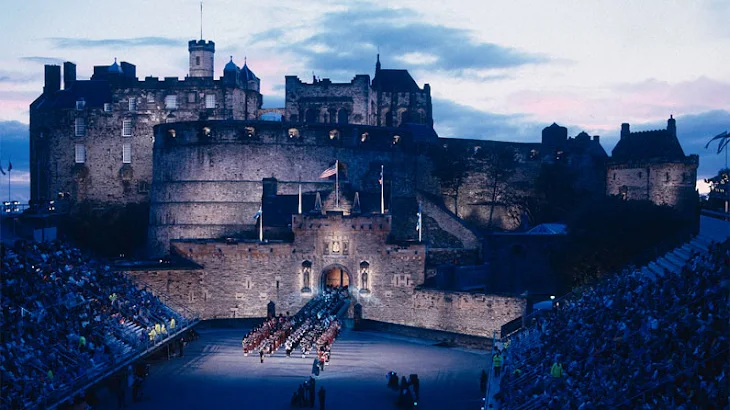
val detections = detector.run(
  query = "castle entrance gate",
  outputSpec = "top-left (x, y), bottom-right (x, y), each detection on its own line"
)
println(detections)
top-left (320, 264), bottom-right (351, 290)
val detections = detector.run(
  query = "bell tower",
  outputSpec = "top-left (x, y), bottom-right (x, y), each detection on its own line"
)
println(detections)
top-left (188, 39), bottom-right (215, 78)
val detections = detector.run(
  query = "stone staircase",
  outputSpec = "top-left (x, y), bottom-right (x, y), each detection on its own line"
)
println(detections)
top-left (640, 235), bottom-right (713, 281)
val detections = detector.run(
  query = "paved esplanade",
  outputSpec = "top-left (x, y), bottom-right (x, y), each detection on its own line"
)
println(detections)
top-left (122, 327), bottom-right (490, 410)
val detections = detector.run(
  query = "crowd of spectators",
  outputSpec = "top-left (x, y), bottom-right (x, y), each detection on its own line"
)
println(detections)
top-left (0, 241), bottom-right (191, 410)
top-left (242, 286), bottom-right (347, 359)
top-left (496, 238), bottom-right (729, 409)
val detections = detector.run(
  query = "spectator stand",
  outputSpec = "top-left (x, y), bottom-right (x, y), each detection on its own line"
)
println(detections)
top-left (488, 235), bottom-right (729, 409)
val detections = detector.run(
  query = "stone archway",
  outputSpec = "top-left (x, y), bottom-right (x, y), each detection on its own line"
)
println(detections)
top-left (320, 264), bottom-right (352, 291)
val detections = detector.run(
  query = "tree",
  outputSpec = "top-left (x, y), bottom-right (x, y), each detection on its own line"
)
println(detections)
top-left (430, 144), bottom-right (469, 217)
top-left (554, 196), bottom-right (689, 285)
top-left (481, 145), bottom-right (518, 228)
top-left (704, 168), bottom-right (729, 213)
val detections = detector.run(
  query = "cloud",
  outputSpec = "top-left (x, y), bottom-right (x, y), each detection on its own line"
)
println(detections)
top-left (250, 6), bottom-right (547, 80)
top-left (0, 71), bottom-right (39, 85)
top-left (433, 99), bottom-right (545, 142)
top-left (48, 37), bottom-right (185, 49)
top-left (21, 56), bottom-right (66, 65)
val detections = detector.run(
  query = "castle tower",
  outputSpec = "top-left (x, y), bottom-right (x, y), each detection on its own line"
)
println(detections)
top-left (188, 39), bottom-right (215, 78)
top-left (667, 115), bottom-right (676, 137)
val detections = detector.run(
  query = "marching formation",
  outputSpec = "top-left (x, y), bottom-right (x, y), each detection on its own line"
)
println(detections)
top-left (242, 287), bottom-right (347, 361)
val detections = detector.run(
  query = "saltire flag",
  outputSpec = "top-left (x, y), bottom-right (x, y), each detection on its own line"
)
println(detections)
top-left (253, 206), bottom-right (262, 221)
top-left (319, 163), bottom-right (338, 179)
top-left (705, 131), bottom-right (729, 154)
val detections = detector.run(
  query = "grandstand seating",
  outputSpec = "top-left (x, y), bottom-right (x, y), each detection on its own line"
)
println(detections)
top-left (0, 241), bottom-right (198, 410)
top-left (492, 235), bottom-right (729, 409)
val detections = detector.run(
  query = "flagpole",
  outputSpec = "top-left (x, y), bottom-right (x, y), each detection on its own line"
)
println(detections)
top-left (335, 159), bottom-right (339, 209)
top-left (380, 164), bottom-right (385, 214)
top-left (298, 182), bottom-right (302, 215)
top-left (418, 202), bottom-right (422, 243)
top-left (259, 204), bottom-right (263, 242)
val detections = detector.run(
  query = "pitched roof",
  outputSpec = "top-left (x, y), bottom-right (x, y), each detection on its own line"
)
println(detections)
top-left (372, 69), bottom-right (421, 92)
top-left (611, 130), bottom-right (686, 161)
top-left (32, 80), bottom-right (113, 110)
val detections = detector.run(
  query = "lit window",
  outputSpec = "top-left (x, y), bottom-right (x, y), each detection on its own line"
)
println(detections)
top-left (122, 143), bottom-right (132, 164)
top-left (205, 94), bottom-right (216, 109)
top-left (74, 144), bottom-right (86, 164)
top-left (147, 93), bottom-right (155, 103)
top-left (122, 119), bottom-right (133, 137)
top-left (74, 118), bottom-right (86, 137)
top-left (76, 99), bottom-right (86, 110)
top-left (128, 98), bottom-right (137, 112)
top-left (103, 103), bottom-right (112, 112)
top-left (165, 95), bottom-right (177, 109)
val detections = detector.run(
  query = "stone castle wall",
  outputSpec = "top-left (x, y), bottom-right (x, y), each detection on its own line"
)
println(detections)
top-left (284, 76), bottom-right (373, 124)
top-left (125, 213), bottom-right (524, 337)
top-left (30, 78), bottom-right (261, 204)
top-left (606, 158), bottom-right (699, 214)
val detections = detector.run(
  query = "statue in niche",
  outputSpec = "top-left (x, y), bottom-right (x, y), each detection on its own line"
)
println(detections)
top-left (331, 241), bottom-right (341, 254)
top-left (301, 262), bottom-right (312, 293)
top-left (359, 262), bottom-right (370, 294)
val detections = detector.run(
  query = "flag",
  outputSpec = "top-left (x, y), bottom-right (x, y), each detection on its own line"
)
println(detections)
top-left (416, 206), bottom-right (422, 232)
top-left (253, 206), bottom-right (262, 221)
top-left (319, 163), bottom-right (337, 179)
top-left (7, 161), bottom-right (11, 172)
top-left (0, 163), bottom-right (5, 176)
top-left (379, 166), bottom-right (383, 185)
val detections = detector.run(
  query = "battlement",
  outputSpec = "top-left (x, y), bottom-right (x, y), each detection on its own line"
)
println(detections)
top-left (286, 75), bottom-right (371, 87)
top-left (188, 39), bottom-right (215, 51)
top-left (292, 213), bottom-right (392, 233)
top-left (154, 120), bottom-right (424, 152)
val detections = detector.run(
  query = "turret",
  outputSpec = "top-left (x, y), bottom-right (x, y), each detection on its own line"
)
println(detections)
top-left (620, 123), bottom-right (630, 140)
top-left (188, 39), bottom-right (215, 78)
top-left (223, 56), bottom-right (239, 86)
top-left (667, 115), bottom-right (676, 137)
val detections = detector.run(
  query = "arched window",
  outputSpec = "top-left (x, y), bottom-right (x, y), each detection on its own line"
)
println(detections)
top-left (400, 110), bottom-right (410, 124)
top-left (328, 108), bottom-right (337, 124)
top-left (305, 109), bottom-right (317, 123)
top-left (337, 109), bottom-right (349, 125)
top-left (385, 110), bottom-right (393, 127)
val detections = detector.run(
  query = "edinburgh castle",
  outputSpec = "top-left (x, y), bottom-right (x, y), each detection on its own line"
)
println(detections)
top-left (28, 38), bottom-right (699, 338)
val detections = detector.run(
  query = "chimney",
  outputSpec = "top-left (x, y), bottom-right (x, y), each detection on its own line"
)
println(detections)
top-left (44, 65), bottom-right (61, 94)
top-left (593, 135), bottom-right (600, 143)
top-left (63, 62), bottom-right (76, 90)
top-left (620, 123), bottom-right (630, 140)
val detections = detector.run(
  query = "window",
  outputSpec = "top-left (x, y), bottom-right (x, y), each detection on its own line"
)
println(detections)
top-left (638, 172), bottom-right (642, 179)
top-left (74, 118), bottom-right (86, 137)
top-left (147, 93), bottom-right (155, 103)
top-left (205, 94), bottom-right (216, 109)
top-left (122, 119), bottom-right (133, 137)
top-left (164, 95), bottom-right (177, 109)
top-left (613, 173), bottom-right (616, 181)
top-left (187, 92), bottom-right (196, 103)
top-left (128, 98), bottom-right (137, 112)
top-left (666, 172), bottom-right (670, 182)
top-left (137, 181), bottom-right (150, 194)
top-left (76, 99), bottom-right (86, 110)
top-left (196, 56), bottom-right (201, 66)
top-left (122, 143), bottom-right (132, 164)
top-left (74, 144), bottom-right (86, 164)
top-left (103, 103), bottom-right (112, 112)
